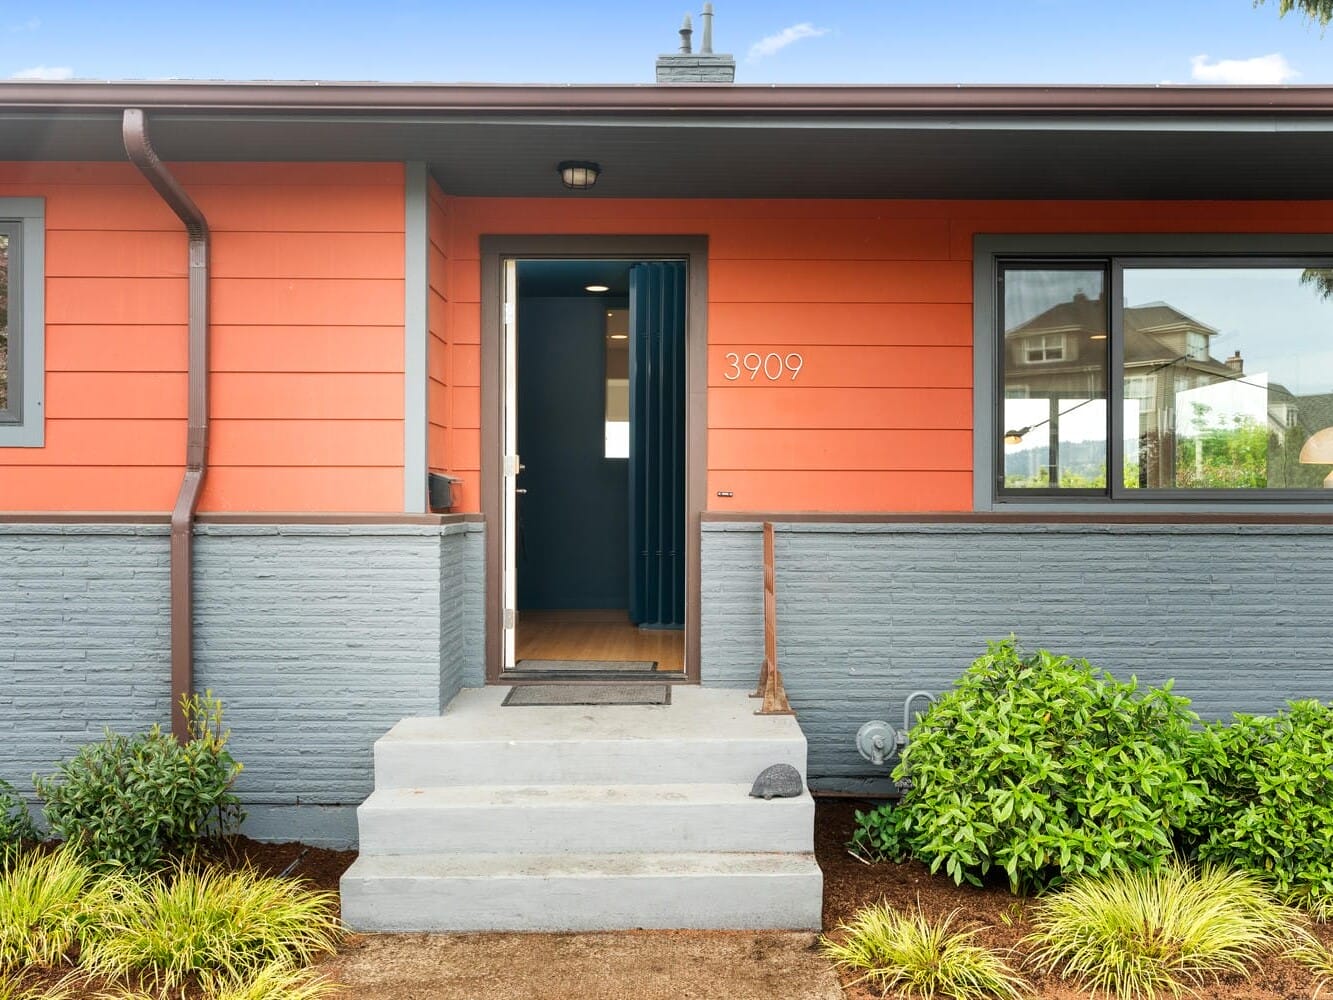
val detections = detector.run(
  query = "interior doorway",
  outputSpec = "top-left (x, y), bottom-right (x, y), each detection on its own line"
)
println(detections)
top-left (499, 256), bottom-right (688, 677)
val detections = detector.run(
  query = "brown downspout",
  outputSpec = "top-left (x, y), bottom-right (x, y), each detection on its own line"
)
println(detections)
top-left (122, 109), bottom-right (210, 742)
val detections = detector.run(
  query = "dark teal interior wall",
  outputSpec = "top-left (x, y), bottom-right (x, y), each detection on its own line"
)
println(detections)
top-left (516, 296), bottom-right (629, 610)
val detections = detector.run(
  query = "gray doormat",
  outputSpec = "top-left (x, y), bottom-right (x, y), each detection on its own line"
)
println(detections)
top-left (503, 684), bottom-right (672, 707)
top-left (516, 659), bottom-right (657, 671)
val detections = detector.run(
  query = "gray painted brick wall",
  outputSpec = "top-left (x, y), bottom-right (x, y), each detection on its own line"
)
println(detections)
top-left (655, 54), bottom-right (737, 83)
top-left (701, 522), bottom-right (1333, 795)
top-left (0, 522), bottom-right (483, 847)
top-left (0, 524), bottom-right (172, 803)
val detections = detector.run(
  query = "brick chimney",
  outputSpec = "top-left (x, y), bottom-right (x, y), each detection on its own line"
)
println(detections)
top-left (1226, 350), bottom-right (1244, 374)
top-left (656, 4), bottom-right (736, 83)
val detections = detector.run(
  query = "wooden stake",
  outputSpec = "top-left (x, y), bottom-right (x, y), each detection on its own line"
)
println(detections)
top-left (751, 522), bottom-right (795, 715)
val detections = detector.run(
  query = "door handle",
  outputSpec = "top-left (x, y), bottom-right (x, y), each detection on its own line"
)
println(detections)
top-left (515, 488), bottom-right (528, 495)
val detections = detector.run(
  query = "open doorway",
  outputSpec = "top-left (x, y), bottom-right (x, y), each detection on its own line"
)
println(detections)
top-left (501, 257), bottom-right (687, 676)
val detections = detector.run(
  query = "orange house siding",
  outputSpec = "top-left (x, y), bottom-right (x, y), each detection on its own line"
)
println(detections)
top-left (441, 196), bottom-right (1333, 514)
top-left (0, 162), bottom-right (406, 512)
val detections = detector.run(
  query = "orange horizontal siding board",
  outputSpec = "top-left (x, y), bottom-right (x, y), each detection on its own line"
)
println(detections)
top-left (709, 302), bottom-right (972, 346)
top-left (451, 388), bottom-right (482, 429)
top-left (706, 345), bottom-right (971, 389)
top-left (46, 277), bottom-right (188, 325)
top-left (189, 183), bottom-right (405, 233)
top-left (212, 372), bottom-right (404, 420)
top-left (708, 428), bottom-right (972, 472)
top-left (46, 229), bottom-right (187, 278)
top-left (710, 259), bottom-right (972, 303)
top-left (48, 372), bottom-right (187, 419)
top-left (0, 419), bottom-right (184, 467)
top-left (43, 184), bottom-right (184, 231)
top-left (447, 302), bottom-right (481, 344)
top-left (210, 277), bottom-right (404, 326)
top-left (708, 386), bottom-right (973, 430)
top-left (709, 217), bottom-right (951, 261)
top-left (209, 418), bottom-right (402, 467)
top-left (211, 326), bottom-right (403, 373)
top-left (47, 325), bottom-right (188, 372)
top-left (170, 162), bottom-right (404, 186)
top-left (211, 231), bottom-right (405, 279)
top-left (0, 465), bottom-right (183, 510)
top-left (446, 428), bottom-right (482, 472)
top-left (197, 467), bottom-right (402, 513)
top-left (706, 470), bottom-right (972, 513)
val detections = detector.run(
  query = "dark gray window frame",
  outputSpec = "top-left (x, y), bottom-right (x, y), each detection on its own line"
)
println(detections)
top-left (974, 234), bottom-right (1333, 513)
top-left (0, 198), bottom-right (45, 448)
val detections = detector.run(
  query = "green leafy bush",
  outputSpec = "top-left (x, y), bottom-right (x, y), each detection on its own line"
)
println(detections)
top-left (822, 904), bottom-right (1028, 1000)
top-left (1186, 699), bottom-right (1333, 916)
top-left (1027, 861), bottom-right (1298, 999)
top-left (892, 638), bottom-right (1205, 892)
top-left (848, 803), bottom-right (911, 864)
top-left (0, 782), bottom-right (35, 856)
top-left (33, 692), bottom-right (243, 871)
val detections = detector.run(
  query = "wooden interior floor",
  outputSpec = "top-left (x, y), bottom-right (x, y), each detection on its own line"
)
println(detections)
top-left (515, 610), bottom-right (685, 673)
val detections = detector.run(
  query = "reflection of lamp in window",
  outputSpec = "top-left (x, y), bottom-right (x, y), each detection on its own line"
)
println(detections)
top-left (1300, 427), bottom-right (1333, 487)
top-left (1003, 427), bottom-right (1031, 445)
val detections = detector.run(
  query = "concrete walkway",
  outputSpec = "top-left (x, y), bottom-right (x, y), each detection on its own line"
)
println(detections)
top-left (319, 930), bottom-right (844, 1000)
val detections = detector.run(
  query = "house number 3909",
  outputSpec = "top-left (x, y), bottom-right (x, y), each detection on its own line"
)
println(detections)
top-left (722, 352), bottom-right (805, 381)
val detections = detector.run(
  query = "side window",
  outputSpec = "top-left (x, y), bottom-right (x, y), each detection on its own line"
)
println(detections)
top-left (0, 199), bottom-right (44, 448)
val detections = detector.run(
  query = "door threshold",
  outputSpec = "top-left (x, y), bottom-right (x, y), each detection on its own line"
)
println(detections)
top-left (499, 670), bottom-right (692, 686)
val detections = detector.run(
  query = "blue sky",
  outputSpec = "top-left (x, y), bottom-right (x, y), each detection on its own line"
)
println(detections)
top-left (4, 1), bottom-right (1332, 85)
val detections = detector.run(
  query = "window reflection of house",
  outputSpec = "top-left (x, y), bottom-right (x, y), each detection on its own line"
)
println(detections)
top-left (1006, 291), bottom-right (1333, 489)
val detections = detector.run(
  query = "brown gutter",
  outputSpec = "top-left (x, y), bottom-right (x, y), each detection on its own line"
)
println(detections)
top-left (5, 81), bottom-right (1333, 116)
top-left (122, 108), bottom-right (210, 743)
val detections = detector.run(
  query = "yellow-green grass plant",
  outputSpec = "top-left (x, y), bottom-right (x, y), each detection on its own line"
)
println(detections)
top-left (82, 864), bottom-right (342, 992)
top-left (1027, 861), bottom-right (1302, 999)
top-left (822, 903), bottom-right (1029, 1000)
top-left (100, 962), bottom-right (342, 1000)
top-left (1286, 934), bottom-right (1333, 999)
top-left (0, 846), bottom-right (128, 973)
top-left (0, 970), bottom-right (85, 1000)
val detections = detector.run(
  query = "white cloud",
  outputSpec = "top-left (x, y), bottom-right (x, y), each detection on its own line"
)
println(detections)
top-left (10, 65), bottom-right (73, 80)
top-left (1189, 53), bottom-right (1298, 85)
top-left (747, 22), bottom-right (829, 63)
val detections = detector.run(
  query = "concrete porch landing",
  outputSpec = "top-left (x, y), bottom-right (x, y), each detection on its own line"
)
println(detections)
top-left (340, 686), bottom-right (823, 932)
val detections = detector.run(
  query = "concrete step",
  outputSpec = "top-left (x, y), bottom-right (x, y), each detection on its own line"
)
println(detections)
top-left (374, 687), bottom-right (807, 789)
top-left (357, 783), bottom-right (815, 855)
top-left (340, 851), bottom-right (824, 931)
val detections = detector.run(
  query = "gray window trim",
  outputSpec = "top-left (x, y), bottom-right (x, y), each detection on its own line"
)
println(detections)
top-left (974, 233), bottom-right (1333, 513)
top-left (0, 198), bottom-right (43, 448)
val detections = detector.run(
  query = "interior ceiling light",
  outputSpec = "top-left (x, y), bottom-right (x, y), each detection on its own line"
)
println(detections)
top-left (585, 284), bottom-right (610, 293)
top-left (1089, 334), bottom-right (1108, 340)
top-left (1299, 427), bottom-right (1333, 486)
top-left (558, 160), bottom-right (601, 190)
top-left (609, 334), bottom-right (629, 340)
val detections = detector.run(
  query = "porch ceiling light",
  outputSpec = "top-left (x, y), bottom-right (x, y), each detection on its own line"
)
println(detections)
top-left (1299, 427), bottom-right (1333, 486)
top-left (1003, 427), bottom-right (1031, 445)
top-left (585, 284), bottom-right (610, 293)
top-left (558, 160), bottom-right (601, 190)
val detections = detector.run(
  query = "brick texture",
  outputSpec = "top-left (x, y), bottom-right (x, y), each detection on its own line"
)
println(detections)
top-left (701, 522), bottom-right (1333, 794)
top-left (0, 522), bottom-right (482, 846)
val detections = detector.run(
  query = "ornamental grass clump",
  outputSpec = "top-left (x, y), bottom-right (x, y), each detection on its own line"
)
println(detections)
top-left (1185, 699), bottom-right (1333, 917)
top-left (821, 904), bottom-right (1029, 1000)
top-left (82, 864), bottom-right (342, 991)
top-left (892, 637), bottom-right (1204, 892)
top-left (0, 846), bottom-right (126, 974)
top-left (1027, 861), bottom-right (1299, 999)
top-left (0, 971), bottom-right (82, 1000)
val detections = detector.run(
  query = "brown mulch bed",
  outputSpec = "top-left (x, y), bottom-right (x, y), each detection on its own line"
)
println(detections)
top-left (816, 797), bottom-right (1332, 999)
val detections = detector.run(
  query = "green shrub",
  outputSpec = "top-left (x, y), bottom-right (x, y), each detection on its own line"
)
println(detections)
top-left (821, 904), bottom-right (1028, 999)
top-left (1186, 699), bottom-right (1333, 916)
top-left (0, 846), bottom-right (127, 974)
top-left (1027, 861), bottom-right (1298, 999)
top-left (33, 692), bottom-right (243, 871)
top-left (82, 864), bottom-right (342, 991)
top-left (848, 803), bottom-right (912, 864)
top-left (0, 782), bottom-right (36, 857)
top-left (892, 638), bottom-right (1205, 892)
